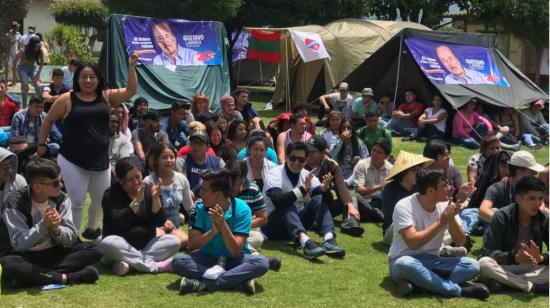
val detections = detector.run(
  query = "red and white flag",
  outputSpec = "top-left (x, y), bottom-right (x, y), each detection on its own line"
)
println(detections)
top-left (289, 30), bottom-right (330, 63)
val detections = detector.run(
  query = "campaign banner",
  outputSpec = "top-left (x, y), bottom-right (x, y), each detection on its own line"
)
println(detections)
top-left (122, 16), bottom-right (222, 68)
top-left (290, 30), bottom-right (330, 63)
top-left (405, 38), bottom-right (509, 87)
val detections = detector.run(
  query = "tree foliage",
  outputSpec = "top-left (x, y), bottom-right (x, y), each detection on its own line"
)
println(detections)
top-left (0, 0), bottom-right (30, 57)
top-left (45, 24), bottom-right (93, 65)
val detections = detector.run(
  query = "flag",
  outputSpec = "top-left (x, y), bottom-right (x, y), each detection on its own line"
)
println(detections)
top-left (231, 31), bottom-right (250, 62)
top-left (246, 30), bottom-right (281, 63)
top-left (289, 30), bottom-right (330, 63)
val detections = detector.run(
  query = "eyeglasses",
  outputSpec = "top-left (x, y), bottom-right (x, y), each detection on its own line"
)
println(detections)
top-left (289, 155), bottom-right (306, 163)
top-left (37, 178), bottom-right (61, 188)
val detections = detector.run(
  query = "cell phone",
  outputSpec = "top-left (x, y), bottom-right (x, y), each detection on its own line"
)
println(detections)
top-left (41, 284), bottom-right (65, 291)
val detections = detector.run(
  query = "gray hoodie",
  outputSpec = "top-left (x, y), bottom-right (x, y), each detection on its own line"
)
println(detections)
top-left (0, 147), bottom-right (27, 211)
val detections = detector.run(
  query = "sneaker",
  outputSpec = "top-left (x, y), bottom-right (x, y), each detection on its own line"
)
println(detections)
top-left (320, 238), bottom-right (345, 258)
top-left (401, 135), bottom-right (415, 142)
top-left (486, 279), bottom-right (503, 293)
top-left (179, 213), bottom-right (186, 225)
top-left (67, 266), bottom-right (99, 284)
top-left (112, 261), bottom-right (130, 276)
top-left (268, 256), bottom-right (282, 271)
top-left (242, 279), bottom-right (256, 295)
top-left (397, 279), bottom-right (415, 297)
top-left (340, 217), bottom-right (364, 237)
top-left (532, 283), bottom-right (549, 295)
top-left (264, 102), bottom-right (273, 110)
top-left (418, 137), bottom-right (429, 143)
top-left (461, 284), bottom-right (490, 300)
top-left (82, 228), bottom-right (102, 241)
top-left (439, 246), bottom-right (467, 257)
top-left (303, 239), bottom-right (325, 259)
top-left (179, 278), bottom-right (205, 294)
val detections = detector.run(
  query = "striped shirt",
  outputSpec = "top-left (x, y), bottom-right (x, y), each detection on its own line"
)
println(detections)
top-left (237, 181), bottom-right (266, 213)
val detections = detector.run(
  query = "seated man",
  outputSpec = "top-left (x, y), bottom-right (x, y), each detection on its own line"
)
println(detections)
top-left (11, 95), bottom-right (62, 155)
top-left (0, 79), bottom-right (20, 128)
top-left (41, 68), bottom-right (70, 112)
top-left (0, 147), bottom-right (27, 206)
top-left (357, 112), bottom-right (392, 153)
top-left (351, 88), bottom-right (380, 127)
top-left (159, 100), bottom-right (189, 149)
top-left (129, 97), bottom-right (149, 131)
top-left (479, 176), bottom-right (548, 294)
top-left (519, 100), bottom-right (549, 148)
top-left (219, 94), bottom-right (243, 124)
top-left (0, 158), bottom-right (102, 287)
top-left (172, 168), bottom-right (269, 295)
top-left (234, 88), bottom-right (262, 130)
top-left (479, 151), bottom-right (543, 223)
top-left (388, 168), bottom-right (489, 299)
top-left (306, 135), bottom-right (364, 237)
top-left (131, 110), bottom-right (169, 163)
top-left (385, 89), bottom-right (424, 136)
top-left (263, 141), bottom-right (345, 260)
top-left (353, 138), bottom-right (393, 223)
top-left (108, 112), bottom-right (131, 179)
top-left (318, 82), bottom-right (354, 120)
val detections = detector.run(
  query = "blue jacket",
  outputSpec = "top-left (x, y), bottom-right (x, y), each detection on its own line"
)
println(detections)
top-left (159, 117), bottom-right (188, 148)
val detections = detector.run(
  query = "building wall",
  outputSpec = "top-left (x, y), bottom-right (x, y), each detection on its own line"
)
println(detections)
top-left (23, 0), bottom-right (57, 36)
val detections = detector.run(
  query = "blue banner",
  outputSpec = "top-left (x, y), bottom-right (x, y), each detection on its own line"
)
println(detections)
top-left (122, 16), bottom-right (222, 67)
top-left (405, 38), bottom-right (509, 87)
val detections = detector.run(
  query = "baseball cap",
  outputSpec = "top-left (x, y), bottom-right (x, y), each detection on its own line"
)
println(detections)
top-left (362, 88), bottom-right (374, 96)
top-left (339, 82), bottom-right (348, 90)
top-left (307, 135), bottom-right (327, 152)
top-left (509, 151), bottom-right (544, 173)
top-left (172, 100), bottom-right (191, 110)
top-left (534, 99), bottom-right (544, 107)
top-left (189, 131), bottom-right (209, 144)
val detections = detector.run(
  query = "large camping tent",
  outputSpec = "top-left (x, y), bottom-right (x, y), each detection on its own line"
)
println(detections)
top-left (342, 28), bottom-right (547, 110)
top-left (100, 14), bottom-right (230, 111)
top-left (244, 19), bottom-right (430, 107)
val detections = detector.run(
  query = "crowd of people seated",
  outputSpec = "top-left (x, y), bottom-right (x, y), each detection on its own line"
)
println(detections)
top-left (0, 54), bottom-right (547, 299)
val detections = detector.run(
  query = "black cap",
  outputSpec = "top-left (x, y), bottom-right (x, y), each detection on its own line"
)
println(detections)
top-left (189, 131), bottom-right (209, 144)
top-left (142, 110), bottom-right (159, 121)
top-left (172, 100), bottom-right (191, 110)
top-left (307, 135), bottom-right (327, 152)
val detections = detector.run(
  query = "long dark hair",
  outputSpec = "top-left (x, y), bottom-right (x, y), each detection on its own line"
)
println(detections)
top-left (72, 62), bottom-right (108, 98)
top-left (336, 119), bottom-right (359, 162)
top-left (24, 36), bottom-right (43, 63)
top-left (145, 143), bottom-right (177, 174)
top-left (227, 119), bottom-right (249, 142)
top-left (206, 121), bottom-right (227, 150)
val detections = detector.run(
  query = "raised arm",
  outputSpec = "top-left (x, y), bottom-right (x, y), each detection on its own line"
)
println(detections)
top-left (104, 53), bottom-right (138, 107)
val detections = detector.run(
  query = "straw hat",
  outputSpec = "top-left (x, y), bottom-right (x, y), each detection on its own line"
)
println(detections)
top-left (386, 150), bottom-right (434, 180)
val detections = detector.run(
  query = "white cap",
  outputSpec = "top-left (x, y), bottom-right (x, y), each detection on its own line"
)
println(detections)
top-left (362, 87), bottom-right (374, 96)
top-left (339, 82), bottom-right (348, 90)
top-left (509, 151), bottom-right (544, 173)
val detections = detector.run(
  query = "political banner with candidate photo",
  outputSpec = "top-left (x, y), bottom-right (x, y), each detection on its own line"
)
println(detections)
top-left (405, 38), bottom-right (509, 87)
top-left (122, 16), bottom-right (222, 67)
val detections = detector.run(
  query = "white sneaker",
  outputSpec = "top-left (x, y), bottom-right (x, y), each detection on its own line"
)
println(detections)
top-left (179, 213), bottom-right (186, 225)
top-left (439, 246), bottom-right (467, 257)
top-left (264, 102), bottom-right (273, 110)
top-left (112, 261), bottom-right (130, 276)
top-left (202, 265), bottom-right (226, 280)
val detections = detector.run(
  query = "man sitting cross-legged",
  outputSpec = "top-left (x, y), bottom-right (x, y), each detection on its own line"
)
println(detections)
top-left (262, 141), bottom-right (345, 260)
top-left (172, 168), bottom-right (269, 295)
top-left (0, 158), bottom-right (102, 287)
top-left (388, 168), bottom-right (489, 299)
top-left (479, 176), bottom-right (549, 294)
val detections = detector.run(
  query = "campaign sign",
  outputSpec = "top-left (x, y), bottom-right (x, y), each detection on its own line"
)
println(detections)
top-left (122, 16), bottom-right (222, 67)
top-left (405, 38), bottom-right (509, 87)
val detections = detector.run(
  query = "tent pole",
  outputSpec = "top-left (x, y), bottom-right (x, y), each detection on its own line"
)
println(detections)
top-left (259, 60), bottom-right (263, 85)
top-left (285, 33), bottom-right (291, 112)
top-left (392, 33), bottom-right (404, 112)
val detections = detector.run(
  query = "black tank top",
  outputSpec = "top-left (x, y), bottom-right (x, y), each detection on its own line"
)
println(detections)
top-left (59, 92), bottom-right (110, 171)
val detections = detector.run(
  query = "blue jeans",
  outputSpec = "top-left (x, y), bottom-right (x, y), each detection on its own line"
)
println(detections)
top-left (459, 208), bottom-right (479, 235)
top-left (386, 118), bottom-right (418, 136)
top-left (389, 254), bottom-right (480, 297)
top-left (453, 123), bottom-right (489, 149)
top-left (379, 115), bottom-right (392, 129)
top-left (522, 124), bottom-right (549, 146)
top-left (17, 64), bottom-right (41, 106)
top-left (416, 124), bottom-right (444, 140)
top-left (262, 194), bottom-right (335, 240)
top-left (172, 251), bottom-right (269, 291)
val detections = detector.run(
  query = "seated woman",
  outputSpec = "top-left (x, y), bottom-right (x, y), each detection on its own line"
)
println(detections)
top-left (206, 122), bottom-right (237, 162)
top-left (452, 99), bottom-right (493, 149)
top-left (100, 158), bottom-right (180, 276)
top-left (319, 110), bottom-right (342, 146)
top-left (467, 135), bottom-right (501, 183)
top-left (491, 107), bottom-right (521, 151)
top-left (0, 159), bottom-right (102, 287)
top-left (144, 144), bottom-right (193, 248)
top-left (237, 129), bottom-right (279, 164)
top-left (191, 92), bottom-right (214, 119)
top-left (212, 114), bottom-right (229, 136)
top-left (413, 95), bottom-right (447, 141)
top-left (227, 119), bottom-right (249, 154)
top-left (519, 100), bottom-right (549, 149)
top-left (329, 119), bottom-right (368, 186)
top-left (244, 135), bottom-right (277, 192)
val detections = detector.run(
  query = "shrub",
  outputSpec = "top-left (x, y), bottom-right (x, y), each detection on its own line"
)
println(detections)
top-left (45, 24), bottom-right (92, 65)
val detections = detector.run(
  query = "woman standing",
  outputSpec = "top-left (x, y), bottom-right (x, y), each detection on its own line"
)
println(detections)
top-left (144, 144), bottom-right (193, 248)
top-left (12, 36), bottom-right (44, 106)
top-left (227, 119), bottom-right (249, 153)
top-left (36, 54), bottom-right (138, 240)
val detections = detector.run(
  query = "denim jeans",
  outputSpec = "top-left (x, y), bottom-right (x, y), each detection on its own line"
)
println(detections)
top-left (389, 254), bottom-right (480, 297)
top-left (17, 63), bottom-right (41, 106)
top-left (172, 251), bottom-right (269, 291)
top-left (416, 124), bottom-right (444, 140)
top-left (522, 124), bottom-right (549, 147)
top-left (385, 118), bottom-right (418, 136)
top-left (262, 194), bottom-right (335, 240)
top-left (459, 208), bottom-right (479, 235)
top-left (453, 123), bottom-right (489, 149)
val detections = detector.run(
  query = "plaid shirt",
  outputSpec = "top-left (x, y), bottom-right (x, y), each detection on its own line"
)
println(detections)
top-left (11, 109), bottom-right (62, 146)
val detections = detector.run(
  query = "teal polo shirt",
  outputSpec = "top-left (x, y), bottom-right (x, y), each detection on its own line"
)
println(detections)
top-left (191, 199), bottom-right (252, 258)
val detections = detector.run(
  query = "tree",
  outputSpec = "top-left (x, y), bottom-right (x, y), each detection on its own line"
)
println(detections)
top-left (0, 0), bottom-right (30, 58)
top-left (49, 0), bottom-right (110, 49)
top-left (366, 0), bottom-right (468, 28)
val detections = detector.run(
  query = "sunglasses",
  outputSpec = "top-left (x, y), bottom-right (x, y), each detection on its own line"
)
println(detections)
top-left (37, 178), bottom-right (62, 188)
top-left (289, 155), bottom-right (306, 163)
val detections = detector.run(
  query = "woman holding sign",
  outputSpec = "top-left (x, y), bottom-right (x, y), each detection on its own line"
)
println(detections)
top-left (36, 53), bottom-right (139, 240)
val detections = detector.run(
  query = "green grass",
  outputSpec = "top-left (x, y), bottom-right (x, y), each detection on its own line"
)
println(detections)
top-left (1, 87), bottom-right (548, 307)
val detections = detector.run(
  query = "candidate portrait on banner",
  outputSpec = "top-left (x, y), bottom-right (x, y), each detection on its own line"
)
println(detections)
top-left (151, 21), bottom-right (201, 66)
top-left (435, 44), bottom-right (487, 85)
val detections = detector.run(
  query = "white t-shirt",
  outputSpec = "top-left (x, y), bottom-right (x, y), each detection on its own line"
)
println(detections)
top-left (388, 193), bottom-right (461, 260)
top-left (326, 92), bottom-right (354, 119)
top-left (264, 165), bottom-right (321, 214)
top-left (424, 107), bottom-right (447, 132)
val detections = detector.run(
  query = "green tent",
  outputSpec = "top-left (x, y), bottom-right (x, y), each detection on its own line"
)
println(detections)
top-left (99, 14), bottom-right (230, 111)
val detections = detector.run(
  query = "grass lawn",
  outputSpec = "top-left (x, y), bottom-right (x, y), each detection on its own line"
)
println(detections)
top-left (1, 87), bottom-right (548, 307)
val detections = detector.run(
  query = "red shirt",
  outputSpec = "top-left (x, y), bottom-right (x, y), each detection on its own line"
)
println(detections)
top-left (177, 145), bottom-right (216, 157)
top-left (0, 96), bottom-right (20, 127)
top-left (397, 102), bottom-right (425, 126)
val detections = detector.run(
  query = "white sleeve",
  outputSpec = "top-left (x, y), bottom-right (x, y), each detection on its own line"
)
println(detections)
top-left (264, 167), bottom-right (282, 192)
top-left (393, 200), bottom-right (414, 232)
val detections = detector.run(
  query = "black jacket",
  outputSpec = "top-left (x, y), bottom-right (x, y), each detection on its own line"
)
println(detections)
top-left (482, 203), bottom-right (549, 265)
